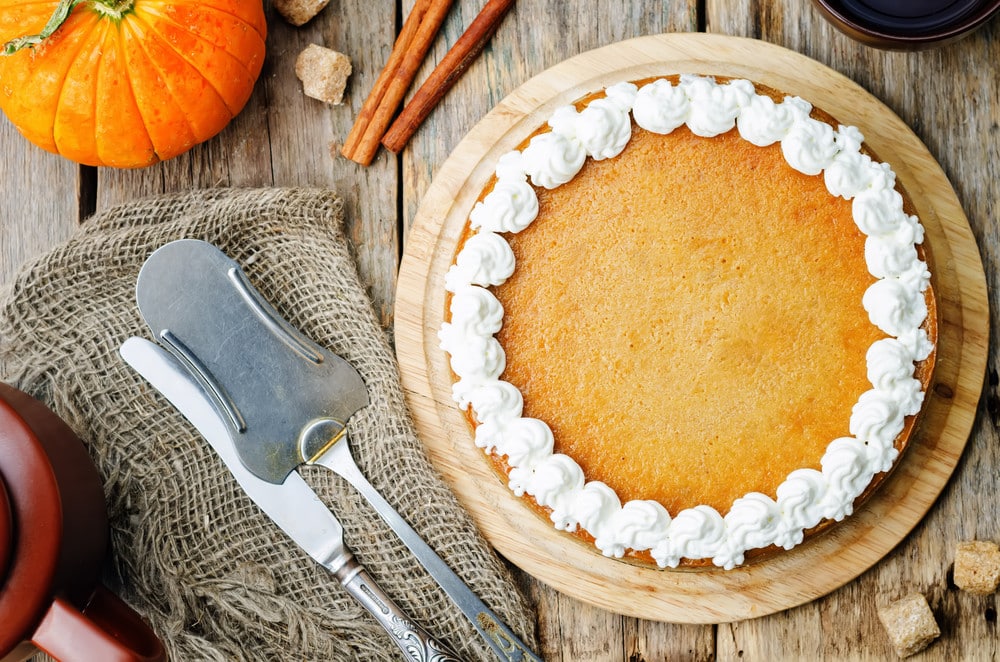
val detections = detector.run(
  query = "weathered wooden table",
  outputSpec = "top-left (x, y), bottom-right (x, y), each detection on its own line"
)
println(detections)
top-left (1, 2), bottom-right (997, 660)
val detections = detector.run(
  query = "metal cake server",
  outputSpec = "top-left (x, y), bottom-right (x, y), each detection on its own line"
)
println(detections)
top-left (131, 239), bottom-right (541, 662)
top-left (119, 337), bottom-right (459, 661)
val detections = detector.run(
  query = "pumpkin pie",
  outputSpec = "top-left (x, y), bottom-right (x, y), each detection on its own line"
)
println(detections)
top-left (438, 75), bottom-right (936, 569)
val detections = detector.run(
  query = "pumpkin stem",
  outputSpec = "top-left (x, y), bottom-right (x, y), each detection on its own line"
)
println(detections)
top-left (91, 0), bottom-right (137, 20)
top-left (2, 0), bottom-right (135, 56)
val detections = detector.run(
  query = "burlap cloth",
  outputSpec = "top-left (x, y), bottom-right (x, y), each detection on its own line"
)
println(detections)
top-left (0, 188), bottom-right (538, 661)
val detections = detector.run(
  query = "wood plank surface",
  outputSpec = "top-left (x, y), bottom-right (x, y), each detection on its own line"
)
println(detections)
top-left (0, 1), bottom-right (996, 660)
top-left (0, 119), bottom-right (80, 286)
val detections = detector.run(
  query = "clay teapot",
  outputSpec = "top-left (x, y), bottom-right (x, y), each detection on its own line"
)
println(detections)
top-left (0, 383), bottom-right (164, 662)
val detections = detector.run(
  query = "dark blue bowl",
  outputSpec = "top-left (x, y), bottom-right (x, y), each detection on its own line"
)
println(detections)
top-left (813, 0), bottom-right (1000, 49)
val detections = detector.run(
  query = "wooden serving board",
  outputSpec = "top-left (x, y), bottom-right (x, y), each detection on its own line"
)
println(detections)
top-left (394, 33), bottom-right (988, 624)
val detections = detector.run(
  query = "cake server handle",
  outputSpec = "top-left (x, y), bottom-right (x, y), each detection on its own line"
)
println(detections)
top-left (310, 439), bottom-right (542, 662)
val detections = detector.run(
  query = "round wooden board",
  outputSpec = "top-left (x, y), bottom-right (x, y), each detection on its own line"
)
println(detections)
top-left (394, 33), bottom-right (988, 624)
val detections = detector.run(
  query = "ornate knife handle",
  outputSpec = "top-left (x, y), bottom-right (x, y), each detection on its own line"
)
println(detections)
top-left (335, 557), bottom-right (462, 662)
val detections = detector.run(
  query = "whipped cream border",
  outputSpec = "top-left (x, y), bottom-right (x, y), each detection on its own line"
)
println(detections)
top-left (438, 75), bottom-right (934, 570)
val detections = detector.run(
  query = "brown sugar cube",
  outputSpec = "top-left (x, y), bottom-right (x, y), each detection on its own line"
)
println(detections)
top-left (295, 45), bottom-right (352, 106)
top-left (954, 540), bottom-right (1000, 594)
top-left (877, 593), bottom-right (941, 658)
top-left (273, 0), bottom-right (330, 26)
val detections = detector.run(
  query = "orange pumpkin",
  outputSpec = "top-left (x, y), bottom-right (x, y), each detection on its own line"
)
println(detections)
top-left (0, 0), bottom-right (266, 167)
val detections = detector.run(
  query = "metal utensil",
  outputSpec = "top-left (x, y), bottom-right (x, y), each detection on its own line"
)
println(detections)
top-left (120, 337), bottom-right (459, 661)
top-left (132, 240), bottom-right (541, 662)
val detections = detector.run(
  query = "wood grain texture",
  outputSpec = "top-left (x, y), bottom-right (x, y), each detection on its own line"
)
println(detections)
top-left (0, 119), bottom-right (81, 287)
top-left (394, 33), bottom-right (987, 628)
top-left (265, 2), bottom-right (401, 327)
top-left (708, 3), bottom-right (999, 660)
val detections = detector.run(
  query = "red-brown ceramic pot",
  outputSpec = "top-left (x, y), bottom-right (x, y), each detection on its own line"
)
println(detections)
top-left (0, 383), bottom-right (164, 662)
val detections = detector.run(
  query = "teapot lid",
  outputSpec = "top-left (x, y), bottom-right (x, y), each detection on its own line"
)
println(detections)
top-left (0, 476), bottom-right (10, 583)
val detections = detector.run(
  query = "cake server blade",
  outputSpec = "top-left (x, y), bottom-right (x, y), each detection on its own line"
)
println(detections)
top-left (134, 238), bottom-right (369, 486)
top-left (119, 337), bottom-right (459, 661)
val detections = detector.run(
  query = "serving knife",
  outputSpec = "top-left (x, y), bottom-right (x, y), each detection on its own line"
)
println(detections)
top-left (129, 239), bottom-right (541, 662)
top-left (120, 336), bottom-right (459, 661)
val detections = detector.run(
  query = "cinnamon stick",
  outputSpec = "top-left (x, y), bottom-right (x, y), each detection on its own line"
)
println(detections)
top-left (343, 0), bottom-right (455, 165)
top-left (382, 0), bottom-right (516, 154)
top-left (341, 0), bottom-right (431, 160)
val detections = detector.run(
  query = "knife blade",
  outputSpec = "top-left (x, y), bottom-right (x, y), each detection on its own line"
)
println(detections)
top-left (119, 337), bottom-right (460, 662)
